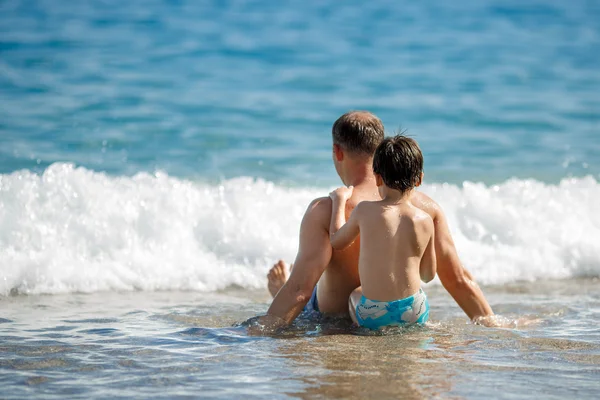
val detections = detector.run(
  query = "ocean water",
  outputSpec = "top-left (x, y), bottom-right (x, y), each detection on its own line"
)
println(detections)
top-left (1, 0), bottom-right (600, 398)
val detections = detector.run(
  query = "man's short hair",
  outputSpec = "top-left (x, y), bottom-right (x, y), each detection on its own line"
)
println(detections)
top-left (373, 135), bottom-right (423, 193)
top-left (332, 111), bottom-right (384, 156)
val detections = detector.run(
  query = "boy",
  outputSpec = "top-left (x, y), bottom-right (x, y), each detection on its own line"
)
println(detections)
top-left (329, 135), bottom-right (436, 330)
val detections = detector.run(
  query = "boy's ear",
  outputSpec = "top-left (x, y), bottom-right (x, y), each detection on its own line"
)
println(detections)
top-left (415, 172), bottom-right (424, 187)
top-left (333, 144), bottom-right (344, 162)
top-left (375, 173), bottom-right (383, 187)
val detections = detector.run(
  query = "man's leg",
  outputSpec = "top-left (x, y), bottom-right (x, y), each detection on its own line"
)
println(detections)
top-left (267, 260), bottom-right (291, 297)
top-left (348, 286), bottom-right (363, 326)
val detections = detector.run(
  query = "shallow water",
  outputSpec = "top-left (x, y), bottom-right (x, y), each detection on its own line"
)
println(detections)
top-left (2, 280), bottom-right (599, 399)
top-left (1, 0), bottom-right (600, 398)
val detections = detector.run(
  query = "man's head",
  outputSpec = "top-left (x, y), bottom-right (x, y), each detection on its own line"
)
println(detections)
top-left (332, 111), bottom-right (385, 156)
top-left (331, 112), bottom-right (384, 183)
top-left (373, 134), bottom-right (424, 193)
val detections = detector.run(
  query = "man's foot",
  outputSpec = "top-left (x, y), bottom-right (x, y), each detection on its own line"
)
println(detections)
top-left (267, 260), bottom-right (291, 297)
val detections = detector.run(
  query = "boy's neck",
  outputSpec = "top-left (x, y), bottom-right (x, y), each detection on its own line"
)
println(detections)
top-left (381, 187), bottom-right (413, 204)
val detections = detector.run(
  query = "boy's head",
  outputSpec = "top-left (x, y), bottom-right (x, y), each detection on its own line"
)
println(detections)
top-left (373, 135), bottom-right (424, 193)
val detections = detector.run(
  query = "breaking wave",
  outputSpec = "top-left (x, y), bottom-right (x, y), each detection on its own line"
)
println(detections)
top-left (1, 163), bottom-right (598, 295)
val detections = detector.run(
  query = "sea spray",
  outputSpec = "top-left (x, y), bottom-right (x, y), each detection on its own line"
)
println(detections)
top-left (1, 163), bottom-right (599, 295)
top-left (0, 163), bottom-right (315, 295)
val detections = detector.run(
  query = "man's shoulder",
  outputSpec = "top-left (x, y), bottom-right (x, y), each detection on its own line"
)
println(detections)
top-left (411, 191), bottom-right (443, 221)
top-left (303, 196), bottom-right (332, 224)
top-left (307, 196), bottom-right (332, 212)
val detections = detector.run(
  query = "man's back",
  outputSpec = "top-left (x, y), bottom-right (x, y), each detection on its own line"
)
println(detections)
top-left (315, 184), bottom-right (380, 313)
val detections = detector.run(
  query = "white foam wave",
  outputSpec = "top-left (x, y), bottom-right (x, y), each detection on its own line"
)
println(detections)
top-left (1, 163), bottom-right (599, 295)
top-left (430, 177), bottom-right (600, 285)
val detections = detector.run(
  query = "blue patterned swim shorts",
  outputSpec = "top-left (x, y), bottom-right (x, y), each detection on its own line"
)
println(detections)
top-left (356, 289), bottom-right (429, 330)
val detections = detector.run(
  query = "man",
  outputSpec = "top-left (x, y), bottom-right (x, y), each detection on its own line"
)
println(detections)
top-left (255, 111), bottom-right (495, 330)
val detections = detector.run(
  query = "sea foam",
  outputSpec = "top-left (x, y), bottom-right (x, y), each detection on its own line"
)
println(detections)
top-left (1, 163), bottom-right (598, 295)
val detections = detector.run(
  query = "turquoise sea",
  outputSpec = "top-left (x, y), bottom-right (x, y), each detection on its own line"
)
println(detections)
top-left (1, 0), bottom-right (599, 398)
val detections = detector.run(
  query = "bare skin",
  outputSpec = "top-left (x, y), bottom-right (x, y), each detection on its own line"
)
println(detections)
top-left (264, 186), bottom-right (497, 326)
top-left (251, 144), bottom-right (382, 333)
top-left (257, 112), bottom-right (496, 331)
top-left (267, 260), bottom-right (290, 297)
top-left (263, 182), bottom-right (378, 322)
top-left (329, 183), bottom-right (436, 306)
top-left (263, 184), bottom-right (496, 327)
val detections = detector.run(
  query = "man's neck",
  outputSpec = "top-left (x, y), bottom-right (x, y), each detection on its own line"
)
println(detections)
top-left (342, 158), bottom-right (377, 189)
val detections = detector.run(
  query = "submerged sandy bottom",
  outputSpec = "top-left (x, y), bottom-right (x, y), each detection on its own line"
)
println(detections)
top-left (1, 279), bottom-right (599, 399)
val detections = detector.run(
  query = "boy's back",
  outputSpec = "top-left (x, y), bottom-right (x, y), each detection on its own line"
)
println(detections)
top-left (356, 199), bottom-right (434, 301)
top-left (329, 134), bottom-right (436, 329)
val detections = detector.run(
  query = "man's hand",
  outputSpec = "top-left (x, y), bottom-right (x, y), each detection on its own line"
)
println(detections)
top-left (329, 186), bottom-right (353, 203)
top-left (245, 314), bottom-right (288, 336)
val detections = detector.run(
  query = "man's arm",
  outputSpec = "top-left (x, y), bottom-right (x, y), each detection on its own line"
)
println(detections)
top-left (419, 217), bottom-right (436, 283)
top-left (262, 197), bottom-right (333, 328)
top-left (431, 202), bottom-right (495, 322)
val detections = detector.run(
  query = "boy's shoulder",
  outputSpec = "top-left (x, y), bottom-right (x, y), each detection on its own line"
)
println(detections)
top-left (353, 199), bottom-right (383, 213)
top-left (346, 200), bottom-right (381, 220)
top-left (410, 206), bottom-right (434, 232)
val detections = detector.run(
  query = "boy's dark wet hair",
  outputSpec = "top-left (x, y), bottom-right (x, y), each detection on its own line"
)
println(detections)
top-left (373, 135), bottom-right (423, 193)
top-left (332, 111), bottom-right (384, 156)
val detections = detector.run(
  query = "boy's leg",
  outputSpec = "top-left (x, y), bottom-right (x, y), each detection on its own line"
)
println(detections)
top-left (348, 287), bottom-right (363, 326)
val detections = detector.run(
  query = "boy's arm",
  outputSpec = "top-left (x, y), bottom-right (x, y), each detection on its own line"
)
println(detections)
top-left (330, 212), bottom-right (360, 250)
top-left (419, 217), bottom-right (437, 283)
top-left (329, 188), bottom-right (360, 250)
top-left (256, 197), bottom-right (332, 331)
top-left (329, 187), bottom-right (360, 250)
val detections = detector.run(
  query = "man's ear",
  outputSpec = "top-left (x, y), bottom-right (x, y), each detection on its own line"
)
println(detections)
top-left (415, 172), bottom-right (424, 187)
top-left (333, 144), bottom-right (344, 162)
top-left (375, 173), bottom-right (383, 187)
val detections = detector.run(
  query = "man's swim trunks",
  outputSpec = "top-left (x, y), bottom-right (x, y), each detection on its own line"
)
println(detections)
top-left (303, 286), bottom-right (320, 313)
top-left (356, 288), bottom-right (429, 330)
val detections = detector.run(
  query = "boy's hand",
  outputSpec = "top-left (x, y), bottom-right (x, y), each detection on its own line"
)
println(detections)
top-left (329, 186), bottom-right (353, 202)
